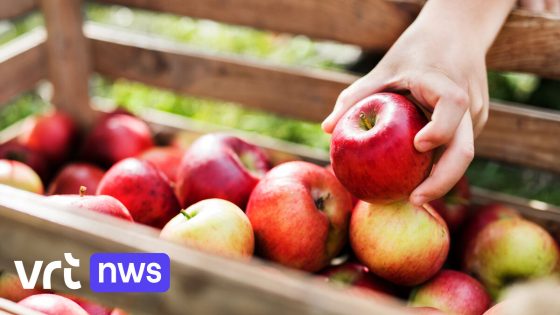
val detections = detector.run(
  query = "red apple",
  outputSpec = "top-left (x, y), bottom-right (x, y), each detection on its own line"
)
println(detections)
top-left (0, 159), bottom-right (43, 194)
top-left (82, 113), bottom-right (153, 167)
top-left (429, 175), bottom-right (470, 232)
top-left (61, 294), bottom-right (112, 315)
top-left (160, 198), bottom-right (254, 259)
top-left (48, 163), bottom-right (105, 195)
top-left (463, 218), bottom-right (559, 297)
top-left (330, 93), bottom-right (433, 203)
top-left (138, 146), bottom-right (184, 183)
top-left (460, 203), bottom-right (520, 267)
top-left (350, 200), bottom-right (449, 286)
top-left (325, 164), bottom-right (358, 207)
top-left (0, 141), bottom-right (50, 181)
top-left (19, 294), bottom-right (88, 315)
top-left (176, 134), bottom-right (271, 209)
top-left (320, 262), bottom-right (393, 296)
top-left (0, 272), bottom-right (45, 302)
top-left (47, 186), bottom-right (133, 221)
top-left (19, 111), bottom-right (76, 165)
top-left (246, 161), bottom-right (352, 272)
top-left (97, 158), bottom-right (179, 228)
top-left (409, 270), bottom-right (490, 315)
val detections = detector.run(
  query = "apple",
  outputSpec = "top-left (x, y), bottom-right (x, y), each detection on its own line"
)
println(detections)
top-left (325, 164), bottom-right (358, 207)
top-left (429, 175), bottom-right (470, 232)
top-left (409, 269), bottom-right (490, 315)
top-left (18, 294), bottom-right (88, 315)
top-left (160, 198), bottom-right (254, 259)
top-left (82, 113), bottom-right (154, 167)
top-left (60, 294), bottom-right (112, 315)
top-left (464, 218), bottom-right (559, 297)
top-left (138, 146), bottom-right (184, 183)
top-left (319, 262), bottom-right (393, 296)
top-left (97, 158), bottom-right (179, 228)
top-left (350, 200), bottom-right (449, 286)
top-left (460, 204), bottom-right (520, 268)
top-left (330, 93), bottom-right (433, 203)
top-left (176, 134), bottom-right (271, 209)
top-left (411, 307), bottom-right (447, 315)
top-left (19, 111), bottom-right (76, 165)
top-left (48, 163), bottom-right (105, 195)
top-left (0, 141), bottom-right (50, 181)
top-left (246, 161), bottom-right (352, 272)
top-left (0, 159), bottom-right (43, 194)
top-left (0, 272), bottom-right (45, 302)
top-left (48, 186), bottom-right (133, 221)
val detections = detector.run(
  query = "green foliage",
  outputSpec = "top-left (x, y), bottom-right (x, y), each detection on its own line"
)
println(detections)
top-left (0, 93), bottom-right (48, 130)
top-left (0, 12), bottom-right (43, 46)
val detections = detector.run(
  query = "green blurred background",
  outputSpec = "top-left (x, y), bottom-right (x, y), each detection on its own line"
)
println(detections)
top-left (1, 3), bottom-right (559, 205)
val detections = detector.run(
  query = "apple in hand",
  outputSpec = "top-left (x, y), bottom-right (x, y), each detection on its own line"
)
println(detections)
top-left (160, 199), bottom-right (254, 259)
top-left (330, 93), bottom-right (433, 203)
top-left (464, 218), bottom-right (559, 297)
top-left (97, 158), bottom-right (179, 228)
top-left (409, 270), bottom-right (490, 315)
top-left (0, 159), bottom-right (43, 194)
top-left (48, 186), bottom-right (133, 221)
top-left (19, 294), bottom-right (88, 315)
top-left (138, 146), bottom-right (184, 183)
top-left (246, 161), bottom-right (352, 272)
top-left (0, 141), bottom-right (50, 181)
top-left (176, 134), bottom-right (271, 209)
top-left (429, 175), bottom-right (470, 232)
top-left (351, 200), bottom-right (449, 286)
top-left (320, 262), bottom-right (393, 296)
top-left (48, 163), bottom-right (105, 195)
top-left (82, 113), bottom-right (154, 167)
top-left (19, 111), bottom-right (76, 165)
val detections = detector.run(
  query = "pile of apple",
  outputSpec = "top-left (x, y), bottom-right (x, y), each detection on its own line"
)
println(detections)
top-left (0, 94), bottom-right (558, 315)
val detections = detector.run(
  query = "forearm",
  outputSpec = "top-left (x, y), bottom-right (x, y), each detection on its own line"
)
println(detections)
top-left (413, 0), bottom-right (516, 53)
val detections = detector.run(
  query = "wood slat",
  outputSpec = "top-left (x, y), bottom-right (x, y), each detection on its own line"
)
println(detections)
top-left (0, 28), bottom-right (46, 105)
top-left (93, 0), bottom-right (411, 50)
top-left (0, 0), bottom-right (36, 20)
top-left (87, 23), bottom-right (560, 173)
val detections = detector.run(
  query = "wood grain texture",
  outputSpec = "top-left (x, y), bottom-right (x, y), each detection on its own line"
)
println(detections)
top-left (93, 0), bottom-right (411, 50)
top-left (0, 0), bottom-right (36, 20)
top-left (40, 0), bottom-right (97, 128)
top-left (87, 23), bottom-right (560, 173)
top-left (0, 28), bottom-right (45, 105)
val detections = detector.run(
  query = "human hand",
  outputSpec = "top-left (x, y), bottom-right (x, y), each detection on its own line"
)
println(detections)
top-left (519, 0), bottom-right (560, 14)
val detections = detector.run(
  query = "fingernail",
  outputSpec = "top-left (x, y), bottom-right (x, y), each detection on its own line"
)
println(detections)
top-left (416, 140), bottom-right (432, 152)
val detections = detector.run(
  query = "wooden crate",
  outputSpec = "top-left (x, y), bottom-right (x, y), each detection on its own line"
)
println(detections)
top-left (0, 0), bottom-right (559, 314)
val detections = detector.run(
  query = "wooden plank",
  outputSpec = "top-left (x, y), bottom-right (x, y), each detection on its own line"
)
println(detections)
top-left (39, 0), bottom-right (97, 128)
top-left (87, 23), bottom-right (560, 173)
top-left (0, 0), bottom-right (36, 20)
top-left (0, 28), bottom-right (45, 105)
top-left (93, 0), bottom-right (411, 50)
top-left (0, 184), bottom-right (412, 315)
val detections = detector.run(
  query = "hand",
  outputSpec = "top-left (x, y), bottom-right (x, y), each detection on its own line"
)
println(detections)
top-left (322, 21), bottom-right (489, 206)
top-left (519, 0), bottom-right (560, 14)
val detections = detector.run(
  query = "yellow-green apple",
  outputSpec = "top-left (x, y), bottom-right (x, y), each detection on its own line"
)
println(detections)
top-left (0, 159), bottom-right (43, 194)
top-left (350, 200), bottom-right (449, 286)
top-left (160, 199), bottom-right (254, 259)
top-left (320, 262), bottom-right (393, 296)
top-left (176, 134), bottom-right (271, 209)
top-left (47, 186), bottom-right (133, 221)
top-left (460, 204), bottom-right (520, 268)
top-left (0, 141), bottom-right (50, 181)
top-left (19, 111), bottom-right (76, 165)
top-left (464, 218), bottom-right (559, 297)
top-left (18, 294), bottom-right (88, 315)
top-left (82, 113), bottom-right (154, 167)
top-left (97, 158), bottom-right (179, 228)
top-left (138, 146), bottom-right (184, 183)
top-left (48, 163), bottom-right (105, 195)
top-left (330, 93), bottom-right (433, 203)
top-left (429, 175), bottom-right (470, 232)
top-left (246, 161), bottom-right (352, 272)
top-left (409, 269), bottom-right (490, 315)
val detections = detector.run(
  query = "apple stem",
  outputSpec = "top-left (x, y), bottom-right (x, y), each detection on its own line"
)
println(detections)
top-left (180, 210), bottom-right (193, 220)
top-left (314, 193), bottom-right (331, 211)
top-left (359, 112), bottom-right (373, 130)
top-left (79, 186), bottom-right (87, 197)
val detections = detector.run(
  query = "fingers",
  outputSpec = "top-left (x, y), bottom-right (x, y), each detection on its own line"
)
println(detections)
top-left (519, 0), bottom-right (546, 11)
top-left (545, 0), bottom-right (560, 13)
top-left (410, 113), bottom-right (475, 206)
top-left (412, 75), bottom-right (469, 152)
top-left (322, 74), bottom-right (386, 133)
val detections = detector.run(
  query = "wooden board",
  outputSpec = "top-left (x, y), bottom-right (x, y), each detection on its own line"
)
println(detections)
top-left (87, 23), bottom-right (560, 173)
top-left (0, 28), bottom-right (45, 105)
top-left (0, 0), bottom-right (36, 20)
top-left (93, 0), bottom-right (411, 50)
